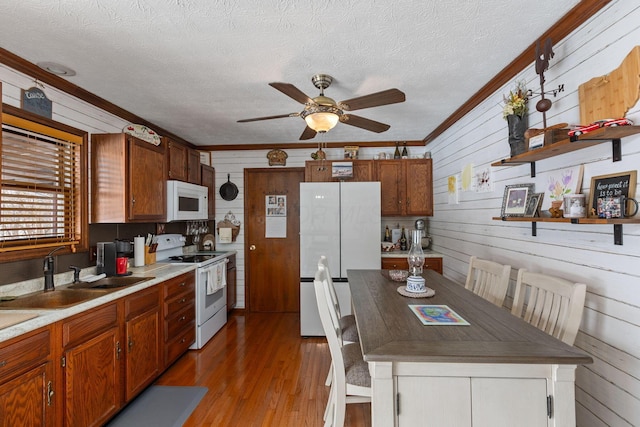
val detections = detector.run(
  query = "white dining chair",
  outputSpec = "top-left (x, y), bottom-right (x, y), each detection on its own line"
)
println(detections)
top-left (464, 256), bottom-right (512, 307)
top-left (314, 264), bottom-right (370, 427)
top-left (511, 269), bottom-right (587, 346)
top-left (318, 256), bottom-right (359, 343)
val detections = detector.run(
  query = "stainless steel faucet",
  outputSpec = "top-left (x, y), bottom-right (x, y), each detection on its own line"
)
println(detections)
top-left (43, 246), bottom-right (65, 292)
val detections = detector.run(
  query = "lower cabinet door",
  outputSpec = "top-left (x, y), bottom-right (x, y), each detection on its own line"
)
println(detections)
top-left (397, 376), bottom-right (471, 426)
top-left (63, 327), bottom-right (121, 427)
top-left (125, 309), bottom-right (161, 401)
top-left (0, 362), bottom-right (54, 427)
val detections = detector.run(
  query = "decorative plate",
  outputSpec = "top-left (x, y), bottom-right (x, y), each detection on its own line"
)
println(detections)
top-left (397, 286), bottom-right (435, 298)
top-left (123, 124), bottom-right (161, 146)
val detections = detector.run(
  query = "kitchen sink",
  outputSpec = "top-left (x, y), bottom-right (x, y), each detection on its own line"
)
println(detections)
top-left (67, 276), bottom-right (152, 290)
top-left (0, 289), bottom-right (109, 310)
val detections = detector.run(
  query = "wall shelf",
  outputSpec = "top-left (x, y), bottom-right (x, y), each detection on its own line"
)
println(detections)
top-left (491, 125), bottom-right (640, 177)
top-left (492, 216), bottom-right (640, 245)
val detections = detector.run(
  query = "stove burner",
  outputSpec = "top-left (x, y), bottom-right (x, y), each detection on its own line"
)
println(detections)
top-left (169, 254), bottom-right (215, 263)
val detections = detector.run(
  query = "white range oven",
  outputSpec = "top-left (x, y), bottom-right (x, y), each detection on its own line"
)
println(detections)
top-left (154, 234), bottom-right (230, 349)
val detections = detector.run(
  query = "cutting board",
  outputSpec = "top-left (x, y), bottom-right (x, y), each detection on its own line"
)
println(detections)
top-left (0, 312), bottom-right (38, 330)
top-left (579, 46), bottom-right (640, 124)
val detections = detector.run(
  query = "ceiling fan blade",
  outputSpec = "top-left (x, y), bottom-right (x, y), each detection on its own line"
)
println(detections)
top-left (340, 114), bottom-right (391, 133)
top-left (339, 88), bottom-right (406, 111)
top-left (269, 83), bottom-right (314, 104)
top-left (237, 113), bottom-right (298, 123)
top-left (299, 126), bottom-right (317, 140)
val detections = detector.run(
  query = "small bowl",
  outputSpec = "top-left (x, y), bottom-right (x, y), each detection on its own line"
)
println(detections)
top-left (388, 270), bottom-right (409, 282)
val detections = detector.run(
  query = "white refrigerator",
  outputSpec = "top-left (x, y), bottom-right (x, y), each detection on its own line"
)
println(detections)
top-left (299, 181), bottom-right (381, 336)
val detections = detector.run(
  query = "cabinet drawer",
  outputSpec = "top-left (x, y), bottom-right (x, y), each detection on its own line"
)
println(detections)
top-left (165, 326), bottom-right (195, 365)
top-left (165, 305), bottom-right (196, 341)
top-left (62, 302), bottom-right (119, 348)
top-left (163, 272), bottom-right (195, 300)
top-left (0, 328), bottom-right (50, 382)
top-left (125, 286), bottom-right (160, 320)
top-left (164, 292), bottom-right (195, 317)
top-left (381, 257), bottom-right (443, 274)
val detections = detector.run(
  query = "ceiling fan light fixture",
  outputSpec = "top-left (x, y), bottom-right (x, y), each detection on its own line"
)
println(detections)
top-left (302, 105), bottom-right (342, 133)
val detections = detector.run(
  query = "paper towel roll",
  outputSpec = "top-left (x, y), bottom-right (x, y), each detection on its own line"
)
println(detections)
top-left (133, 236), bottom-right (145, 267)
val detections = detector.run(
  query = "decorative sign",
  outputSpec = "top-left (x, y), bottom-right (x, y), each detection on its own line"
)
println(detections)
top-left (588, 171), bottom-right (637, 217)
top-left (21, 87), bottom-right (52, 119)
top-left (266, 149), bottom-right (287, 166)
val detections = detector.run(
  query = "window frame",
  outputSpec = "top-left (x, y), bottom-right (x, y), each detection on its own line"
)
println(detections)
top-left (1, 103), bottom-right (88, 262)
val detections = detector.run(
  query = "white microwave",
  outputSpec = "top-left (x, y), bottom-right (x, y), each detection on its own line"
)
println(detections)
top-left (166, 180), bottom-right (209, 222)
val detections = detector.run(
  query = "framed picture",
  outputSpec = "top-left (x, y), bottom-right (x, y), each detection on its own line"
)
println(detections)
top-left (501, 184), bottom-right (534, 217)
top-left (588, 171), bottom-right (637, 218)
top-left (344, 145), bottom-right (359, 159)
top-left (524, 192), bottom-right (544, 217)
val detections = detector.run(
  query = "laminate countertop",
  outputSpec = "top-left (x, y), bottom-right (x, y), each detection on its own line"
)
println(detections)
top-left (0, 262), bottom-right (196, 343)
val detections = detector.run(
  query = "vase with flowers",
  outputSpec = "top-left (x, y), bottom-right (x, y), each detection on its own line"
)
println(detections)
top-left (502, 81), bottom-right (529, 157)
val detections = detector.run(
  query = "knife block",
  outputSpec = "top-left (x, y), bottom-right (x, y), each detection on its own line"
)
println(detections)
top-left (144, 246), bottom-right (156, 265)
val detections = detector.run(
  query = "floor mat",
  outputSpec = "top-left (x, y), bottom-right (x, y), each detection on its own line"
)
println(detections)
top-left (106, 386), bottom-right (207, 427)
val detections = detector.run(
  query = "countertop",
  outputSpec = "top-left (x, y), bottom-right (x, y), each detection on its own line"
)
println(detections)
top-left (381, 249), bottom-right (442, 258)
top-left (0, 263), bottom-right (194, 343)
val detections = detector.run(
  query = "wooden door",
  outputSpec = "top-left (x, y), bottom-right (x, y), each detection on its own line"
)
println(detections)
top-left (245, 168), bottom-right (304, 312)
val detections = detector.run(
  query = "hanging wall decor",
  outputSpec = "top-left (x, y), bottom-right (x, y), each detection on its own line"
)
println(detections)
top-left (267, 149), bottom-right (287, 166)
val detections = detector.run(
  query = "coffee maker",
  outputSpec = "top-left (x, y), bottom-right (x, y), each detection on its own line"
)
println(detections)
top-left (414, 219), bottom-right (432, 250)
top-left (96, 242), bottom-right (117, 276)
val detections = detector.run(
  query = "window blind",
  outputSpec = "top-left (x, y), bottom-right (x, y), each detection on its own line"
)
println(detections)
top-left (1, 118), bottom-right (82, 253)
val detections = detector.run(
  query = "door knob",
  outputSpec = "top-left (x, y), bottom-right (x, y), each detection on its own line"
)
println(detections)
top-left (249, 245), bottom-right (256, 251)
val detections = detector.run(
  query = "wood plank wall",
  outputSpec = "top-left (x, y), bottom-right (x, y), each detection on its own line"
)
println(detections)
top-left (425, 2), bottom-right (640, 426)
top-left (1, 1), bottom-right (638, 424)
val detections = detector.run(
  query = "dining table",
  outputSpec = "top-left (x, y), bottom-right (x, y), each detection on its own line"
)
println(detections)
top-left (347, 269), bottom-right (593, 427)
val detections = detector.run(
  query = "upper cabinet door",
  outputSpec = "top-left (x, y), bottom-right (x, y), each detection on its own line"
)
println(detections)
top-left (187, 149), bottom-right (201, 184)
top-left (166, 138), bottom-right (188, 181)
top-left (405, 159), bottom-right (433, 216)
top-left (201, 164), bottom-right (216, 220)
top-left (377, 160), bottom-right (404, 216)
top-left (128, 136), bottom-right (166, 221)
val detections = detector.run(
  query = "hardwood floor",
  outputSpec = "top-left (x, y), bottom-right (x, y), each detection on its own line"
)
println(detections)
top-left (156, 311), bottom-right (371, 426)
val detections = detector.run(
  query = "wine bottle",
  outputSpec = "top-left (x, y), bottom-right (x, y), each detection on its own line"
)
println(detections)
top-left (401, 142), bottom-right (408, 158)
top-left (384, 226), bottom-right (391, 242)
top-left (393, 142), bottom-right (401, 159)
top-left (399, 227), bottom-right (407, 250)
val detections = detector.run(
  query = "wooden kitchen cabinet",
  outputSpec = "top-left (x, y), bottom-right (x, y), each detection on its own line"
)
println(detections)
top-left (167, 138), bottom-right (201, 183)
top-left (0, 327), bottom-right (55, 427)
top-left (124, 287), bottom-right (161, 402)
top-left (201, 164), bottom-right (216, 220)
top-left (60, 303), bottom-right (122, 427)
top-left (162, 271), bottom-right (196, 368)
top-left (227, 254), bottom-right (237, 312)
top-left (187, 148), bottom-right (201, 184)
top-left (381, 256), bottom-right (442, 274)
top-left (305, 159), bottom-right (374, 182)
top-left (91, 133), bottom-right (167, 223)
top-left (376, 159), bottom-right (433, 216)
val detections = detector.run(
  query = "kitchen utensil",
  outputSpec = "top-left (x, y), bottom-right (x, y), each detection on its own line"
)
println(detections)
top-left (220, 174), bottom-right (239, 201)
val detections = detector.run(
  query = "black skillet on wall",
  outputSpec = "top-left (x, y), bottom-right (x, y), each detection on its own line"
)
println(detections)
top-left (219, 174), bottom-right (239, 201)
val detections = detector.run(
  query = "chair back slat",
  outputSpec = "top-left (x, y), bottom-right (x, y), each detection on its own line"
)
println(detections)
top-left (512, 269), bottom-right (587, 346)
top-left (465, 256), bottom-right (512, 307)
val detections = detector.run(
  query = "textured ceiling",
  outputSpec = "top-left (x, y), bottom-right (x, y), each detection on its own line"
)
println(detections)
top-left (1, 0), bottom-right (580, 147)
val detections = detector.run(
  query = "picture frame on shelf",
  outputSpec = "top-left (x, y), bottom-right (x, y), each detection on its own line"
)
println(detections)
top-left (524, 192), bottom-right (545, 217)
top-left (588, 170), bottom-right (637, 218)
top-left (501, 184), bottom-right (535, 217)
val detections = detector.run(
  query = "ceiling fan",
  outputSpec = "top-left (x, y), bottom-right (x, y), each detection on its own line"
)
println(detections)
top-left (237, 74), bottom-right (406, 140)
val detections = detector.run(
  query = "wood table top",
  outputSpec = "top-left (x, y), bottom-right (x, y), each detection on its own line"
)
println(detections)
top-left (347, 269), bottom-right (593, 365)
